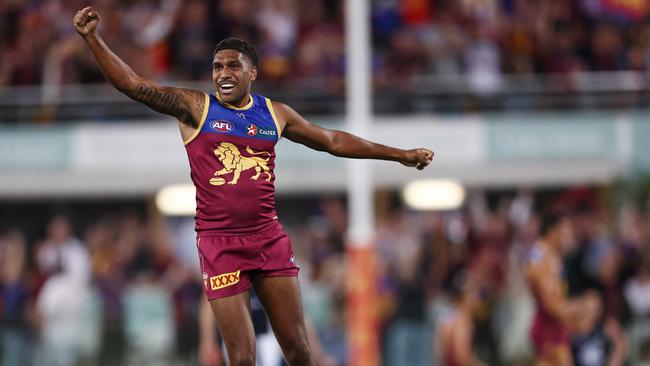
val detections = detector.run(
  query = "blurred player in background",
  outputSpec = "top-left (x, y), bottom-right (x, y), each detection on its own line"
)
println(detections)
top-left (73, 6), bottom-right (433, 366)
top-left (525, 213), bottom-right (582, 366)
top-left (437, 266), bottom-right (486, 366)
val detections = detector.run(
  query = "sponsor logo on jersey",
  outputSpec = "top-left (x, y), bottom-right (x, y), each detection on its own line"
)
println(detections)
top-left (210, 120), bottom-right (233, 133)
top-left (237, 112), bottom-right (246, 119)
top-left (259, 129), bottom-right (276, 136)
top-left (210, 269), bottom-right (240, 290)
top-left (246, 123), bottom-right (276, 137)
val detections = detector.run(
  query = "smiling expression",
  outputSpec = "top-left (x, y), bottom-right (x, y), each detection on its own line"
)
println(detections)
top-left (212, 49), bottom-right (257, 108)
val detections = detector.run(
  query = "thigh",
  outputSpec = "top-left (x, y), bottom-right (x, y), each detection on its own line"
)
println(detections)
top-left (208, 291), bottom-right (256, 359)
top-left (553, 344), bottom-right (573, 366)
top-left (252, 276), bottom-right (309, 351)
top-left (537, 344), bottom-right (573, 366)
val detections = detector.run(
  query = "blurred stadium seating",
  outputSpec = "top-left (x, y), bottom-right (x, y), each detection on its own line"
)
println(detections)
top-left (1, 0), bottom-right (650, 365)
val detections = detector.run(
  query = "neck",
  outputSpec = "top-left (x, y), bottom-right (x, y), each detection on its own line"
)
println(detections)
top-left (456, 301), bottom-right (474, 320)
top-left (540, 238), bottom-right (560, 253)
top-left (217, 93), bottom-right (251, 109)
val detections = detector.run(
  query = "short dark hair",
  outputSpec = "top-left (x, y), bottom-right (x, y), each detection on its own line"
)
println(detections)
top-left (213, 38), bottom-right (258, 67)
top-left (444, 265), bottom-right (468, 302)
top-left (539, 210), bottom-right (568, 237)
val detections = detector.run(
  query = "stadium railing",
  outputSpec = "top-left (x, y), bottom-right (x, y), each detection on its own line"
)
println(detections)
top-left (1, 71), bottom-right (650, 123)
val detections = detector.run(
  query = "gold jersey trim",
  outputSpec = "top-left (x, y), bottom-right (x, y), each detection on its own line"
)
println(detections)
top-left (265, 97), bottom-right (283, 137)
top-left (184, 93), bottom-right (210, 145)
top-left (216, 93), bottom-right (254, 111)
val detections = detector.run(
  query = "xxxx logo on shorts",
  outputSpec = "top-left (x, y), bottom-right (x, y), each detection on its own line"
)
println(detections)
top-left (209, 270), bottom-right (240, 290)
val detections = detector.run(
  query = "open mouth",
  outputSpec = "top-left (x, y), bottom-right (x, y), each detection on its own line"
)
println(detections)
top-left (218, 82), bottom-right (236, 95)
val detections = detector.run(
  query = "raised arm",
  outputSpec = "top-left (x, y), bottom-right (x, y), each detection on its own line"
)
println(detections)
top-left (73, 7), bottom-right (205, 130)
top-left (274, 102), bottom-right (434, 170)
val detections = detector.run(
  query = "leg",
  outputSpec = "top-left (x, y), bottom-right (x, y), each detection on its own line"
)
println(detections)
top-left (208, 291), bottom-right (256, 366)
top-left (230, 165), bottom-right (242, 184)
top-left (251, 166), bottom-right (261, 180)
top-left (253, 276), bottom-right (315, 366)
top-left (553, 344), bottom-right (573, 366)
top-left (263, 165), bottom-right (272, 181)
top-left (214, 168), bottom-right (228, 176)
top-left (536, 344), bottom-right (573, 366)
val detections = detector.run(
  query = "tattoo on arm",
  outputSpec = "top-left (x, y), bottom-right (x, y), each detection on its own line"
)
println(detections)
top-left (133, 83), bottom-right (184, 116)
top-left (193, 91), bottom-right (204, 122)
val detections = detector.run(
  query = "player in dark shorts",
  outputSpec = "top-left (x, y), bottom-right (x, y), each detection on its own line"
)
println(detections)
top-left (74, 6), bottom-right (433, 365)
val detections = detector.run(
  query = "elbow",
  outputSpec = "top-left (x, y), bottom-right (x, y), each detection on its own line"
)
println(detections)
top-left (327, 133), bottom-right (344, 156)
top-left (328, 144), bottom-right (343, 156)
top-left (114, 81), bottom-right (134, 95)
top-left (113, 73), bottom-right (140, 95)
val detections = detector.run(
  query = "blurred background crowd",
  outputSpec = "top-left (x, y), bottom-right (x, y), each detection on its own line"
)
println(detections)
top-left (2, 0), bottom-right (650, 365)
top-left (2, 0), bottom-right (650, 104)
top-left (0, 0), bottom-right (650, 87)
top-left (1, 186), bottom-right (650, 365)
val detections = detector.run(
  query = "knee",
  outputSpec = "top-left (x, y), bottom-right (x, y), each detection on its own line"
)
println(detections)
top-left (228, 350), bottom-right (255, 366)
top-left (283, 340), bottom-right (313, 365)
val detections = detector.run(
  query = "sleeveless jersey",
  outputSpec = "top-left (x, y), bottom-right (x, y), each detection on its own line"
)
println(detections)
top-left (184, 93), bottom-right (282, 234)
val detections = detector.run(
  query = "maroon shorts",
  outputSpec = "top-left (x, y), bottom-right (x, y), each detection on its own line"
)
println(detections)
top-left (530, 310), bottom-right (570, 356)
top-left (196, 221), bottom-right (299, 300)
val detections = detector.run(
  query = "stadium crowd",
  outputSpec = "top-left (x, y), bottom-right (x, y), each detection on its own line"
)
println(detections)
top-left (2, 0), bottom-right (650, 365)
top-left (0, 187), bottom-right (649, 365)
top-left (2, 0), bottom-right (650, 92)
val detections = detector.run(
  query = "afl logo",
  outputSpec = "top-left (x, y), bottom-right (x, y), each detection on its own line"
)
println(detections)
top-left (210, 120), bottom-right (233, 133)
top-left (246, 124), bottom-right (258, 136)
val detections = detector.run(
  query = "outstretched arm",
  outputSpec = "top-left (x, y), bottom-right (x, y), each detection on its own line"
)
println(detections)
top-left (73, 7), bottom-right (205, 130)
top-left (275, 102), bottom-right (434, 170)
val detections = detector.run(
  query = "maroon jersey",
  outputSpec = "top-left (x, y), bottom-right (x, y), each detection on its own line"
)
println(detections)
top-left (184, 93), bottom-right (283, 234)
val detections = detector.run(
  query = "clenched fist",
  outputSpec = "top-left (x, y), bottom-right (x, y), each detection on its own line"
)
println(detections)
top-left (73, 7), bottom-right (99, 36)
top-left (400, 148), bottom-right (434, 170)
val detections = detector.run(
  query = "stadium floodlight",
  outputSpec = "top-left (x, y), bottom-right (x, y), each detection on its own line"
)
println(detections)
top-left (402, 179), bottom-right (465, 211)
top-left (155, 184), bottom-right (196, 216)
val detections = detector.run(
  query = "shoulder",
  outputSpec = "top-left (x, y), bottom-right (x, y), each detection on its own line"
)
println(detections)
top-left (527, 245), bottom-right (545, 265)
top-left (268, 100), bottom-right (299, 127)
top-left (270, 100), bottom-right (292, 116)
top-left (525, 244), bottom-right (549, 277)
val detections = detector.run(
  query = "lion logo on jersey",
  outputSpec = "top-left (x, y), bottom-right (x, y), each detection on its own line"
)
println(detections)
top-left (209, 142), bottom-right (272, 185)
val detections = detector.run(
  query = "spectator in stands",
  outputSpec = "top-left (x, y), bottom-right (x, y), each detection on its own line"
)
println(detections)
top-left (437, 266), bottom-right (486, 366)
top-left (34, 215), bottom-right (96, 366)
top-left (0, 229), bottom-right (33, 366)
top-left (36, 215), bottom-right (90, 282)
top-left (624, 250), bottom-right (650, 363)
top-left (378, 209), bottom-right (433, 366)
top-left (85, 218), bottom-right (128, 366)
top-left (571, 289), bottom-right (629, 366)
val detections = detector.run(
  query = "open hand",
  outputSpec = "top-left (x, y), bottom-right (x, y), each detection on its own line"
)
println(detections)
top-left (73, 7), bottom-right (99, 36)
top-left (401, 148), bottom-right (434, 170)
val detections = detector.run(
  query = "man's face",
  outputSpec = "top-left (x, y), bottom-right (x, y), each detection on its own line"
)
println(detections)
top-left (212, 49), bottom-right (257, 105)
